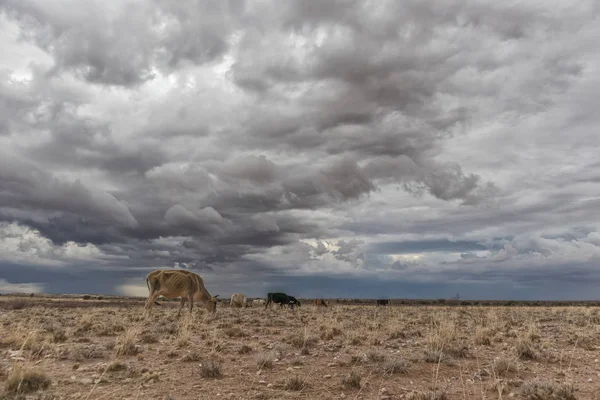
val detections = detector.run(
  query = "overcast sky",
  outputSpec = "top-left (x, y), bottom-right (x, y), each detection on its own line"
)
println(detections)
top-left (1, 0), bottom-right (599, 300)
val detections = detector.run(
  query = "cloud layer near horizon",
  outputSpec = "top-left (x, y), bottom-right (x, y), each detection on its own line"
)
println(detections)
top-left (1, 0), bottom-right (600, 299)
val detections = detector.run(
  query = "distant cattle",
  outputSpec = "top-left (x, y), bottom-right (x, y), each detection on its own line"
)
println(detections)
top-left (253, 299), bottom-right (266, 306)
top-left (144, 269), bottom-right (219, 317)
top-left (314, 299), bottom-right (327, 307)
top-left (230, 293), bottom-right (248, 308)
top-left (265, 292), bottom-right (301, 309)
top-left (376, 299), bottom-right (389, 306)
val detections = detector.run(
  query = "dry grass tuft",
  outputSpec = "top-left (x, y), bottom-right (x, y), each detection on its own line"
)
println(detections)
top-left (257, 356), bottom-right (274, 370)
top-left (474, 327), bottom-right (494, 345)
top-left (383, 359), bottom-right (410, 374)
top-left (200, 360), bottom-right (222, 378)
top-left (115, 327), bottom-right (141, 356)
top-left (238, 344), bottom-right (252, 354)
top-left (519, 379), bottom-right (577, 400)
top-left (406, 391), bottom-right (449, 400)
top-left (5, 364), bottom-right (52, 394)
top-left (283, 376), bottom-right (308, 391)
top-left (341, 371), bottom-right (362, 389)
top-left (493, 357), bottom-right (518, 377)
top-left (516, 337), bottom-right (537, 360)
top-left (106, 360), bottom-right (127, 372)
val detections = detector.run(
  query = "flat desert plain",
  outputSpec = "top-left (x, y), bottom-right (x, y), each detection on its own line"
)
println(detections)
top-left (2, 296), bottom-right (600, 399)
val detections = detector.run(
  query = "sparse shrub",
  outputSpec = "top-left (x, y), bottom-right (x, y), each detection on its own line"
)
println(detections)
top-left (106, 360), bottom-right (127, 372)
top-left (519, 379), bottom-right (576, 400)
top-left (224, 327), bottom-right (247, 338)
top-left (516, 337), bottom-right (537, 360)
top-left (238, 344), bottom-right (252, 354)
top-left (71, 345), bottom-right (104, 361)
top-left (257, 356), bottom-right (273, 370)
top-left (341, 371), bottom-right (362, 389)
top-left (474, 327), bottom-right (494, 345)
top-left (389, 329), bottom-right (406, 340)
top-left (82, 295), bottom-right (92, 300)
top-left (5, 365), bottom-right (51, 394)
top-left (493, 357), bottom-right (517, 377)
top-left (181, 351), bottom-right (202, 362)
top-left (284, 376), bottom-right (307, 391)
top-left (141, 331), bottom-right (159, 344)
top-left (406, 391), bottom-right (448, 400)
top-left (52, 330), bottom-right (67, 343)
top-left (320, 326), bottom-right (342, 340)
top-left (383, 359), bottom-right (410, 375)
top-left (424, 349), bottom-right (447, 364)
top-left (115, 328), bottom-right (141, 356)
top-left (200, 361), bottom-right (222, 378)
top-left (366, 350), bottom-right (385, 362)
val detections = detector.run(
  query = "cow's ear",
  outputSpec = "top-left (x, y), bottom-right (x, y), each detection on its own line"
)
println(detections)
top-left (214, 294), bottom-right (220, 298)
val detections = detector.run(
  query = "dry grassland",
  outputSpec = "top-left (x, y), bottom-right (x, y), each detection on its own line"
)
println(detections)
top-left (2, 297), bottom-right (600, 399)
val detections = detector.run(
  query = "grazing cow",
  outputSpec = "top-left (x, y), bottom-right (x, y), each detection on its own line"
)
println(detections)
top-left (288, 296), bottom-right (301, 309)
top-left (144, 269), bottom-right (219, 317)
top-left (230, 293), bottom-right (248, 308)
top-left (265, 292), bottom-right (300, 309)
top-left (253, 299), bottom-right (266, 306)
top-left (376, 299), bottom-right (389, 306)
top-left (314, 299), bottom-right (327, 307)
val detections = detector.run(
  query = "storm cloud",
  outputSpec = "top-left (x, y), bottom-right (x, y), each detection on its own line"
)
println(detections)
top-left (1, 0), bottom-right (600, 299)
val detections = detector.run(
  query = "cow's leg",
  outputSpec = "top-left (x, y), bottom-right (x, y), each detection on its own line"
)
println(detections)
top-left (177, 297), bottom-right (187, 317)
top-left (188, 293), bottom-right (194, 314)
top-left (264, 299), bottom-right (271, 309)
top-left (144, 291), bottom-right (161, 317)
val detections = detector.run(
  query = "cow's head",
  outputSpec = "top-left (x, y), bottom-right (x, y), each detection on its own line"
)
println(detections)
top-left (207, 294), bottom-right (219, 313)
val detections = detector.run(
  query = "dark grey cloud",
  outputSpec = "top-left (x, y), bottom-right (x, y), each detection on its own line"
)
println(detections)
top-left (0, 0), bottom-right (599, 299)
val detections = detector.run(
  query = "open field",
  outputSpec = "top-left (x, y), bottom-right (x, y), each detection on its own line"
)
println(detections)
top-left (2, 296), bottom-right (600, 399)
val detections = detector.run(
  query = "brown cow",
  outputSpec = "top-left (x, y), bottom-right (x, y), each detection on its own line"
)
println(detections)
top-left (144, 269), bottom-right (219, 317)
top-left (314, 298), bottom-right (327, 307)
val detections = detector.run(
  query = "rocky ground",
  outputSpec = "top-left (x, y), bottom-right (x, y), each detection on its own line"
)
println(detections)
top-left (1, 295), bottom-right (600, 399)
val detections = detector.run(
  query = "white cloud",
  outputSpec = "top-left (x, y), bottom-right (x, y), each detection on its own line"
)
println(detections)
top-left (0, 279), bottom-right (43, 294)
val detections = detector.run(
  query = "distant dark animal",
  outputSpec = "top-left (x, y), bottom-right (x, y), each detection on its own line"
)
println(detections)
top-left (265, 292), bottom-right (300, 309)
top-left (314, 299), bottom-right (327, 307)
top-left (288, 296), bottom-right (301, 309)
top-left (376, 299), bottom-right (389, 306)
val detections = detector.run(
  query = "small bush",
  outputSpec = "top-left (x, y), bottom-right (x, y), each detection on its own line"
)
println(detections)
top-left (516, 338), bottom-right (537, 360)
top-left (52, 330), bottom-right (67, 343)
top-left (284, 376), bottom-right (307, 391)
top-left (493, 357), bottom-right (517, 377)
top-left (520, 380), bottom-right (576, 400)
top-left (406, 391), bottom-right (448, 400)
top-left (107, 361), bottom-right (127, 372)
top-left (200, 361), bottom-right (222, 378)
top-left (181, 351), bottom-right (202, 362)
top-left (366, 350), bottom-right (386, 363)
top-left (257, 356), bottom-right (273, 370)
top-left (82, 295), bottom-right (92, 300)
top-left (474, 327), bottom-right (494, 346)
top-left (383, 359), bottom-right (410, 375)
top-left (224, 327), bottom-right (248, 338)
top-left (115, 328), bottom-right (141, 357)
top-left (341, 371), bottom-right (362, 389)
top-left (5, 365), bottom-right (52, 394)
top-left (238, 345), bottom-right (252, 354)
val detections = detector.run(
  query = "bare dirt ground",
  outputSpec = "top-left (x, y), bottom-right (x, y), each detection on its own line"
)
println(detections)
top-left (1, 296), bottom-right (600, 399)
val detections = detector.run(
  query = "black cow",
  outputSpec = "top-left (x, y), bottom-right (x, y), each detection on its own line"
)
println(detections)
top-left (287, 296), bottom-right (301, 309)
top-left (265, 292), bottom-right (300, 309)
top-left (376, 299), bottom-right (389, 306)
